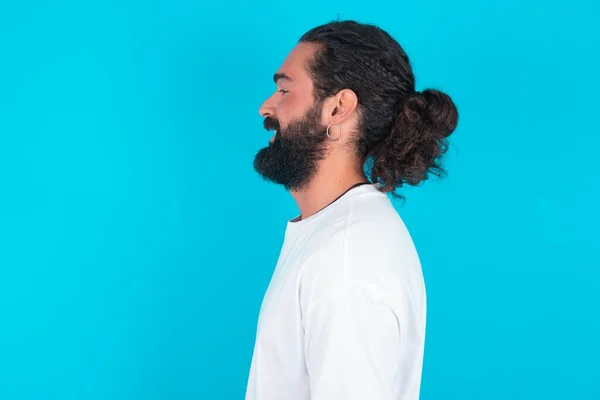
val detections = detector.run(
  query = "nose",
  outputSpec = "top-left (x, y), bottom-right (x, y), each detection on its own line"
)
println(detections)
top-left (259, 95), bottom-right (275, 118)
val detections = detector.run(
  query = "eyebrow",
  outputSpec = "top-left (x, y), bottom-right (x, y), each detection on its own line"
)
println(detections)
top-left (273, 72), bottom-right (293, 84)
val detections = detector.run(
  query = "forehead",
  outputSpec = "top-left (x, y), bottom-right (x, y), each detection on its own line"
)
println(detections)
top-left (276, 42), bottom-right (318, 85)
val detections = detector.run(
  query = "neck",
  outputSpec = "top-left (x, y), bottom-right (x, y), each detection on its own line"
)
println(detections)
top-left (290, 156), bottom-right (368, 221)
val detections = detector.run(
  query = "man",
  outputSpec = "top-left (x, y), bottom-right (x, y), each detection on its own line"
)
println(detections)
top-left (247, 20), bottom-right (458, 400)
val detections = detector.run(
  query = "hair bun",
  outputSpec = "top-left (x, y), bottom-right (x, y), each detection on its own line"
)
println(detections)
top-left (404, 89), bottom-right (458, 136)
top-left (367, 88), bottom-right (459, 196)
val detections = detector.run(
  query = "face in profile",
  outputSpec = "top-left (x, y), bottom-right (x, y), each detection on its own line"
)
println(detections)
top-left (253, 43), bottom-right (329, 192)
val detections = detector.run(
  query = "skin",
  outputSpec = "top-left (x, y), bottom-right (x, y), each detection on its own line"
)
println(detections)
top-left (258, 42), bottom-right (369, 220)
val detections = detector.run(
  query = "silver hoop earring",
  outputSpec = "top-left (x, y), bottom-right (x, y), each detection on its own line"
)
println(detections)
top-left (326, 123), bottom-right (342, 142)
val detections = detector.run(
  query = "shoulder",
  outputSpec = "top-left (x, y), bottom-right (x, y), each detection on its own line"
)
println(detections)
top-left (345, 193), bottom-right (422, 278)
top-left (297, 190), bottom-right (424, 315)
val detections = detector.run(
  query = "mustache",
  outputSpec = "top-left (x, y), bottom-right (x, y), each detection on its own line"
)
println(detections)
top-left (263, 117), bottom-right (280, 132)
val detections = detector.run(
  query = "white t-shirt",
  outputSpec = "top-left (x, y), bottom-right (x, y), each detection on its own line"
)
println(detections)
top-left (245, 183), bottom-right (427, 400)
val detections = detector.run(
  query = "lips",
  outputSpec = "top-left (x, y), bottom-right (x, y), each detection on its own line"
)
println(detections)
top-left (264, 118), bottom-right (280, 143)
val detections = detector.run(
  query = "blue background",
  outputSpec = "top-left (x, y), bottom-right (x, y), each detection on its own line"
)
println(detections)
top-left (1, 0), bottom-right (598, 399)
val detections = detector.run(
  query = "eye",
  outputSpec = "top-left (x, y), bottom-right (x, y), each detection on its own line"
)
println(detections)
top-left (278, 89), bottom-right (289, 95)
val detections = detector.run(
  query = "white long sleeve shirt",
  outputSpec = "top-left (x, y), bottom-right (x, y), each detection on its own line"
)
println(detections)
top-left (245, 183), bottom-right (427, 400)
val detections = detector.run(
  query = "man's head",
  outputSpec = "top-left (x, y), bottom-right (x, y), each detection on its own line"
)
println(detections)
top-left (254, 20), bottom-right (459, 196)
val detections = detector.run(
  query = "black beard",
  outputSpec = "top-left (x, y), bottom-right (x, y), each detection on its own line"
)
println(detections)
top-left (253, 104), bottom-right (328, 191)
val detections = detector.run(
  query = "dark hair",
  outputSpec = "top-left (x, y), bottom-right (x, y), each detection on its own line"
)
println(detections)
top-left (299, 20), bottom-right (459, 197)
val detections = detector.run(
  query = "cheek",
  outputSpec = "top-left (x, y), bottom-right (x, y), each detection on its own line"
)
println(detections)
top-left (277, 93), bottom-right (308, 124)
top-left (276, 93), bottom-right (293, 110)
top-left (275, 97), bottom-right (294, 125)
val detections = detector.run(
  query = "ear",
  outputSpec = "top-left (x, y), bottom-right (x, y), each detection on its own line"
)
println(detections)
top-left (322, 88), bottom-right (358, 124)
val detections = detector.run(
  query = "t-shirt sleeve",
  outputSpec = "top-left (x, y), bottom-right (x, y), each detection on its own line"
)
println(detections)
top-left (302, 281), bottom-right (402, 400)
